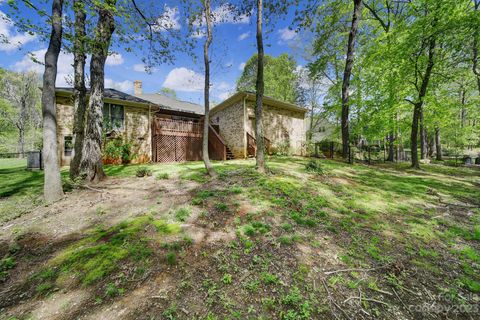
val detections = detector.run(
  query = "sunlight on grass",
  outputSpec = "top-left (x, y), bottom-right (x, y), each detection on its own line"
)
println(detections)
top-left (39, 215), bottom-right (181, 289)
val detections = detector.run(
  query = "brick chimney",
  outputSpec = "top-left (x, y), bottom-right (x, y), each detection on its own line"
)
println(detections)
top-left (134, 80), bottom-right (142, 95)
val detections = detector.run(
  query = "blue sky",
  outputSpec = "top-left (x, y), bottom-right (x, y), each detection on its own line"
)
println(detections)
top-left (0, 1), bottom-right (306, 105)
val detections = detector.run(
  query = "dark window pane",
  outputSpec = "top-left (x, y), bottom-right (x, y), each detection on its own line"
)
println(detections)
top-left (110, 104), bottom-right (124, 129)
top-left (103, 103), bottom-right (111, 131)
top-left (64, 136), bottom-right (73, 156)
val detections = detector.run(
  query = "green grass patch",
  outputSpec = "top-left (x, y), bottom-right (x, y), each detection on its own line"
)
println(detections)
top-left (37, 215), bottom-right (180, 286)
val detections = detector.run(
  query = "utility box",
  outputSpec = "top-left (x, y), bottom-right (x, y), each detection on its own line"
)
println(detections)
top-left (27, 150), bottom-right (43, 170)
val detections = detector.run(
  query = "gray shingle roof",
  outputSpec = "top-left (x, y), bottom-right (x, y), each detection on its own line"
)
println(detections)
top-left (134, 93), bottom-right (204, 115)
top-left (55, 87), bottom-right (153, 105)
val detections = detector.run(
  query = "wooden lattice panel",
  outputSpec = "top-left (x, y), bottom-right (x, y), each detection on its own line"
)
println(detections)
top-left (152, 134), bottom-right (203, 163)
top-left (152, 117), bottom-right (222, 163)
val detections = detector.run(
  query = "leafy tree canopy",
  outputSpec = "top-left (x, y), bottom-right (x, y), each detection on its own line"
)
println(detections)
top-left (236, 53), bottom-right (301, 104)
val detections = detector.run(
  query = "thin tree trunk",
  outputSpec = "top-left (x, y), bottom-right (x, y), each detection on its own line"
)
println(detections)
top-left (341, 0), bottom-right (362, 159)
top-left (308, 104), bottom-right (314, 142)
top-left (460, 89), bottom-right (466, 128)
top-left (387, 132), bottom-right (394, 161)
top-left (202, 0), bottom-right (216, 177)
top-left (411, 102), bottom-right (421, 169)
top-left (420, 108), bottom-right (427, 159)
top-left (427, 132), bottom-right (434, 158)
top-left (70, 0), bottom-right (87, 179)
top-left (435, 126), bottom-right (442, 161)
top-left (18, 127), bottom-right (25, 155)
top-left (80, 0), bottom-right (116, 182)
top-left (473, 1), bottom-right (480, 94)
top-left (42, 0), bottom-right (64, 202)
top-left (411, 37), bottom-right (436, 169)
top-left (255, 0), bottom-right (265, 173)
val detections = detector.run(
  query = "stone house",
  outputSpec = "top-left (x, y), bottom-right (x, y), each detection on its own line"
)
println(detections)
top-left (54, 83), bottom-right (307, 165)
top-left (210, 91), bottom-right (307, 158)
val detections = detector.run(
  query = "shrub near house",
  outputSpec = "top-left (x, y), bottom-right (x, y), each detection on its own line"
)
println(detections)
top-left (103, 138), bottom-right (135, 164)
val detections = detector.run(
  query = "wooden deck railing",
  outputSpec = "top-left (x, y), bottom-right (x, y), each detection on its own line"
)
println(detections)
top-left (247, 132), bottom-right (271, 157)
top-left (153, 118), bottom-right (203, 136)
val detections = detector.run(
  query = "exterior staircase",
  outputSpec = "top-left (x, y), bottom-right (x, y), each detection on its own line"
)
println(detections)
top-left (226, 146), bottom-right (235, 160)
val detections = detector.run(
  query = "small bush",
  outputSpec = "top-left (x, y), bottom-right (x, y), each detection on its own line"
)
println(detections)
top-left (135, 166), bottom-right (152, 177)
top-left (305, 159), bottom-right (324, 175)
top-left (104, 138), bottom-right (135, 164)
top-left (36, 282), bottom-right (53, 294)
top-left (260, 272), bottom-right (279, 285)
top-left (156, 172), bottom-right (169, 180)
top-left (222, 273), bottom-right (232, 284)
top-left (166, 252), bottom-right (177, 265)
top-left (105, 282), bottom-right (124, 297)
top-left (215, 203), bottom-right (228, 212)
top-left (0, 256), bottom-right (16, 281)
top-left (174, 206), bottom-right (191, 222)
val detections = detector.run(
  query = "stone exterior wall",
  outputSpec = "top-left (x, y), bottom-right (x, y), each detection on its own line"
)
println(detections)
top-left (56, 100), bottom-right (74, 166)
top-left (55, 97), bottom-right (152, 166)
top-left (210, 101), bottom-right (246, 158)
top-left (124, 105), bottom-right (151, 163)
top-left (245, 102), bottom-right (306, 155)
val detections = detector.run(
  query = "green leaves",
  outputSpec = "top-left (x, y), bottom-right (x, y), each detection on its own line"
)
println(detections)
top-left (236, 53), bottom-right (301, 104)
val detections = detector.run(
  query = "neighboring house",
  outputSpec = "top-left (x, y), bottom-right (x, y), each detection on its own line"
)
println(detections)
top-left (55, 82), bottom-right (307, 165)
top-left (210, 91), bottom-right (307, 158)
top-left (306, 117), bottom-right (336, 143)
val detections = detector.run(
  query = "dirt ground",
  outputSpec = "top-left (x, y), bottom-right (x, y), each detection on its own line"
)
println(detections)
top-left (1, 159), bottom-right (479, 320)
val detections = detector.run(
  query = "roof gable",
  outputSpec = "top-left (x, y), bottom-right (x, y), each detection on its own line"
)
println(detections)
top-left (211, 91), bottom-right (307, 114)
top-left (55, 87), bottom-right (154, 106)
top-left (134, 93), bottom-right (204, 115)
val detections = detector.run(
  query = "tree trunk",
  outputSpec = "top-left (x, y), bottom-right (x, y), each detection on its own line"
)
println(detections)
top-left (80, 0), bottom-right (116, 183)
top-left (341, 0), bottom-right (362, 159)
top-left (411, 102), bottom-right (421, 169)
top-left (435, 126), bottom-right (442, 161)
top-left (420, 108), bottom-right (427, 159)
top-left (202, 0), bottom-right (216, 177)
top-left (255, 0), bottom-right (265, 173)
top-left (473, 1), bottom-right (480, 95)
top-left (387, 132), bottom-right (394, 161)
top-left (308, 107), bottom-right (314, 142)
top-left (427, 132), bottom-right (434, 158)
top-left (70, 0), bottom-right (87, 179)
top-left (42, 0), bottom-right (64, 202)
top-left (460, 89), bottom-right (466, 128)
top-left (410, 36), bottom-right (436, 169)
top-left (17, 127), bottom-right (25, 156)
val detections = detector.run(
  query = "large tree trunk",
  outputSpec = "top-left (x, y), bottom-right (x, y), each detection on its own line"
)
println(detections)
top-left (341, 0), bottom-right (362, 159)
top-left (70, 0), bottom-right (87, 179)
top-left (80, 0), bottom-right (116, 183)
top-left (410, 37), bottom-right (436, 169)
top-left (42, 0), bottom-right (64, 202)
top-left (202, 0), bottom-right (216, 177)
top-left (255, 0), bottom-right (265, 173)
top-left (435, 126), bottom-right (442, 161)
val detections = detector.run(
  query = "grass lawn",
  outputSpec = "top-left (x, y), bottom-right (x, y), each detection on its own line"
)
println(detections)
top-left (1, 157), bottom-right (479, 319)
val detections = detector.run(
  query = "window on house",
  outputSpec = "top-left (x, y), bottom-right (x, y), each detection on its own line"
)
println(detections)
top-left (103, 103), bottom-right (125, 130)
top-left (64, 136), bottom-right (73, 156)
